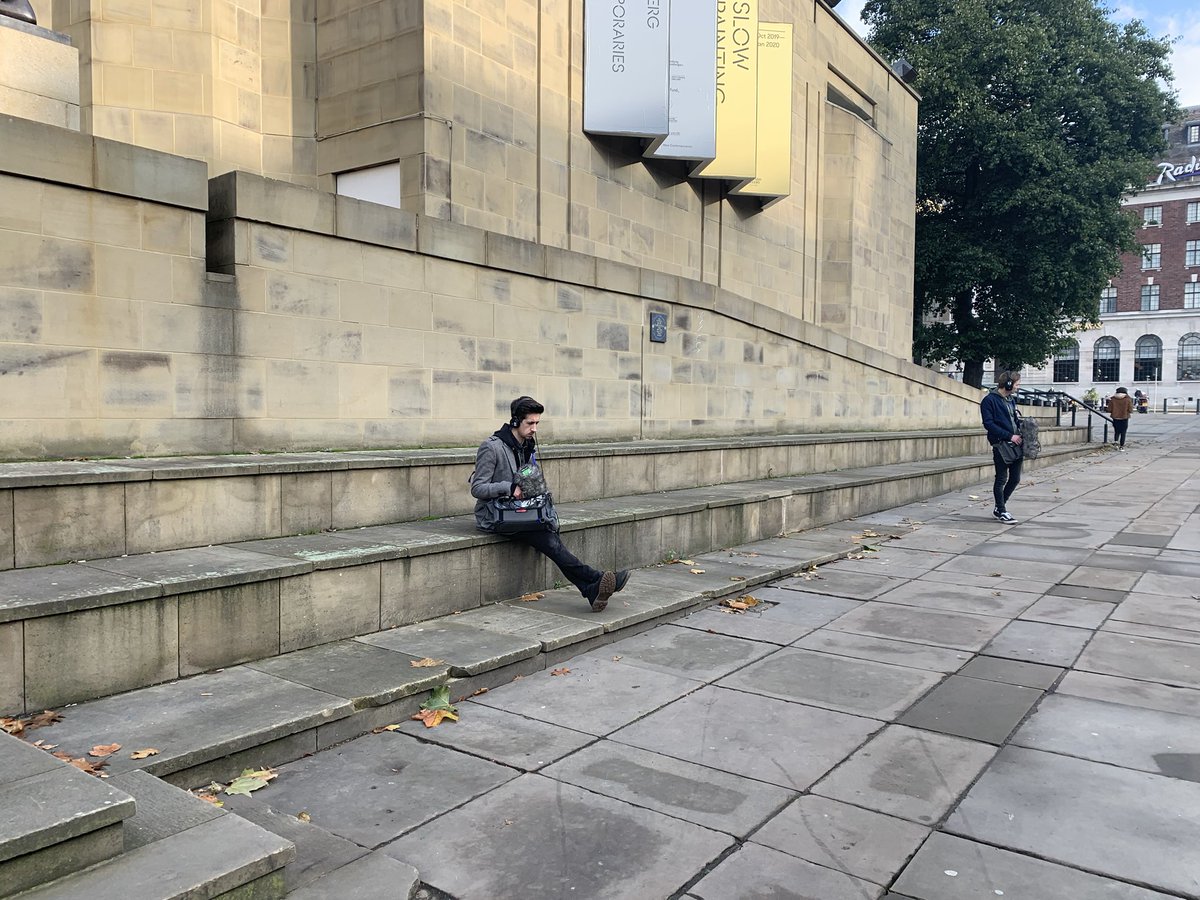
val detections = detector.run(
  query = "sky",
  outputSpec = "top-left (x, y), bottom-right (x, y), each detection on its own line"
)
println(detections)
top-left (835, 0), bottom-right (1200, 107)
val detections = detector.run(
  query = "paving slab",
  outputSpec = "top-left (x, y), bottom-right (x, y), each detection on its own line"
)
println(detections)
top-left (540, 740), bottom-right (792, 837)
top-left (1064, 565), bottom-right (1143, 591)
top-left (773, 569), bottom-right (906, 600)
top-left (449, 603), bottom-right (603, 651)
top-left (25, 666), bottom-right (353, 778)
top-left (471, 654), bottom-right (701, 736)
top-left (750, 795), bottom-right (928, 886)
top-left (828, 603), bottom-right (1008, 652)
top-left (964, 540), bottom-right (1094, 565)
top-left (1112, 593), bottom-right (1200, 633)
top-left (357, 621), bottom-right (540, 677)
top-left (0, 731), bottom-right (63, 784)
top-left (1133, 571), bottom-right (1200, 597)
top-left (897, 675), bottom-right (1042, 744)
top-left (580, 623), bottom-right (774, 681)
top-left (637, 558), bottom-right (784, 595)
top-left (229, 533), bottom-right (403, 568)
top-left (673, 605), bottom-right (816, 645)
top-left (791, 630), bottom-right (971, 673)
top-left (248, 640), bottom-right (446, 708)
top-left (1111, 531), bottom-right (1173, 549)
top-left (1056, 670), bottom-right (1200, 718)
top-left (250, 731), bottom-right (515, 848)
top-left (893, 831), bottom-right (1180, 900)
top-left (870, 580), bottom-right (1036, 618)
top-left (0, 565), bottom-right (162, 621)
top-left (1077, 631), bottom-right (1200, 689)
top-left (812, 725), bottom-right (996, 824)
top-left (383, 773), bottom-right (732, 900)
top-left (611, 685), bottom-right (880, 791)
top-left (957, 656), bottom-right (1063, 689)
top-left (983, 619), bottom-right (1093, 666)
top-left (747, 588), bottom-right (863, 623)
top-left (933, 554), bottom-right (1077, 584)
top-left (717, 647), bottom-right (942, 720)
top-left (1012, 693), bottom-right (1200, 782)
top-left (890, 530), bottom-right (991, 554)
top-left (0, 765), bottom-right (133, 861)
top-left (109, 769), bottom-right (224, 850)
top-left (992, 520), bottom-right (1116, 548)
top-left (508, 579), bottom-right (700, 633)
top-left (84, 545), bottom-right (311, 594)
top-left (393, 702), bottom-right (593, 770)
top-left (945, 745), bottom-right (1200, 899)
top-left (835, 547), bottom-right (955, 576)
top-left (916, 568), bottom-right (1058, 595)
top-left (1047, 581), bottom-right (1130, 603)
top-left (689, 843), bottom-right (884, 900)
top-left (286, 852), bottom-right (419, 900)
top-left (1101, 619), bottom-right (1200, 645)
top-left (1018, 594), bottom-right (1114, 628)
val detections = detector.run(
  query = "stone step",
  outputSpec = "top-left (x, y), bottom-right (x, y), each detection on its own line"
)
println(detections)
top-left (12, 520), bottom-right (919, 791)
top-left (13, 769), bottom-right (294, 900)
top-left (0, 732), bottom-right (135, 897)
top-left (0, 444), bottom-right (1095, 716)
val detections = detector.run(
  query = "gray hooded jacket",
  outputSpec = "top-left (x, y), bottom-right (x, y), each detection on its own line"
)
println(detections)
top-left (470, 430), bottom-right (528, 531)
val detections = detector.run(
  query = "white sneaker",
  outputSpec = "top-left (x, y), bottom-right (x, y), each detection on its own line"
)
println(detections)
top-left (993, 510), bottom-right (1017, 524)
top-left (1118, 447), bottom-right (1125, 452)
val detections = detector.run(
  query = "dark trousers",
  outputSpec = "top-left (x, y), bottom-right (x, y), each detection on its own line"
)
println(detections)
top-left (1113, 418), bottom-right (1129, 446)
top-left (508, 528), bottom-right (603, 600)
top-left (992, 445), bottom-right (1023, 512)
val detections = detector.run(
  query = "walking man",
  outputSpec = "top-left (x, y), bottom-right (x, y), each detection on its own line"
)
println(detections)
top-left (1108, 387), bottom-right (1133, 450)
top-left (471, 396), bottom-right (629, 611)
top-left (980, 371), bottom-right (1024, 524)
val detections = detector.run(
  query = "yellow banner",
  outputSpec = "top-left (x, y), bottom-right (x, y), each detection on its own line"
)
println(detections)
top-left (731, 22), bottom-right (792, 198)
top-left (692, 0), bottom-right (758, 180)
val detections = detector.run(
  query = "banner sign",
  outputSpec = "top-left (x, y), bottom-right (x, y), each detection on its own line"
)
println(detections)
top-left (645, 0), bottom-right (717, 162)
top-left (730, 23), bottom-right (792, 198)
top-left (692, 0), bottom-right (758, 180)
top-left (583, 0), bottom-right (671, 138)
top-left (1149, 155), bottom-right (1199, 187)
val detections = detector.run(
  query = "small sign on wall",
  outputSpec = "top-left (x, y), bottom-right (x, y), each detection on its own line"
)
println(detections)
top-left (649, 312), bottom-right (668, 342)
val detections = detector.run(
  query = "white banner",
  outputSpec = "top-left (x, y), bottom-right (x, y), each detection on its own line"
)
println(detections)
top-left (583, 0), bottom-right (671, 138)
top-left (645, 0), bottom-right (717, 161)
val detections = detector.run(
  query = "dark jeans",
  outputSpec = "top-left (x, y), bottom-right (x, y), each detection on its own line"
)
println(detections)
top-left (508, 528), bottom-right (603, 600)
top-left (992, 445), bottom-right (1023, 512)
top-left (1113, 418), bottom-right (1129, 446)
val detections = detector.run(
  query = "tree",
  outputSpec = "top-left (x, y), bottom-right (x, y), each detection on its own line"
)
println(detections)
top-left (863, 0), bottom-right (1178, 387)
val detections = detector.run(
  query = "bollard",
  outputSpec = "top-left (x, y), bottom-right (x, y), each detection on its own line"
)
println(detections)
top-left (1087, 413), bottom-right (1093, 442)
top-left (1055, 404), bottom-right (1062, 426)
top-left (1196, 399), bottom-right (1199, 415)
top-left (1163, 399), bottom-right (1167, 414)
top-left (1071, 407), bottom-right (1077, 426)
top-left (1103, 421), bottom-right (1109, 443)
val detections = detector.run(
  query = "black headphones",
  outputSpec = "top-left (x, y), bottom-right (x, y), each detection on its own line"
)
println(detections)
top-left (510, 395), bottom-right (536, 428)
top-left (1003, 378), bottom-right (1014, 391)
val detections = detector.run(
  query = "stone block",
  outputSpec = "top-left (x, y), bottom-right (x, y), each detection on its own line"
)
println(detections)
top-left (330, 466), bottom-right (429, 529)
top-left (209, 171), bottom-right (335, 233)
top-left (334, 194), bottom-right (417, 249)
top-left (544, 245), bottom-right (596, 286)
top-left (12, 482), bottom-right (126, 566)
top-left (125, 475), bottom-right (282, 554)
top-left (0, 622), bottom-right (22, 714)
top-left (476, 540), bottom-right (550, 603)
top-left (0, 489), bottom-right (11, 570)
top-left (486, 231), bottom-right (545, 275)
top-left (94, 136), bottom-right (207, 209)
top-left (23, 597), bottom-right (180, 709)
top-left (281, 471), bottom-right (334, 534)
top-left (380, 547), bottom-right (482, 626)
top-left (178, 581), bottom-right (280, 675)
top-left (279, 566), bottom-right (381, 653)
top-left (416, 214), bottom-right (486, 264)
top-left (0, 114), bottom-right (92, 188)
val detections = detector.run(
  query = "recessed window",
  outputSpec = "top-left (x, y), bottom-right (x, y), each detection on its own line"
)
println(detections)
top-left (1142, 244), bottom-right (1161, 269)
top-left (1185, 282), bottom-right (1200, 310)
top-left (1189, 201), bottom-right (1200, 225)
top-left (1100, 286), bottom-right (1117, 314)
top-left (1187, 240), bottom-right (1200, 266)
top-left (1142, 206), bottom-right (1162, 226)
top-left (1052, 342), bottom-right (1079, 383)
top-left (1140, 284), bottom-right (1160, 311)
top-left (1188, 123), bottom-right (1200, 144)
top-left (1134, 334), bottom-right (1163, 382)
top-left (1093, 336), bottom-right (1120, 382)
top-left (1180, 333), bottom-right (1200, 380)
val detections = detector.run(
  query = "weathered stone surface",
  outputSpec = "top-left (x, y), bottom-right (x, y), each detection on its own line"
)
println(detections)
top-left (287, 852), bottom-right (420, 899)
top-left (751, 795), bottom-right (928, 886)
top-left (945, 746), bottom-right (1200, 898)
top-left (542, 741), bottom-right (793, 837)
top-left (0, 622), bottom-right (23, 713)
top-left (718, 647), bottom-right (942, 720)
top-left (230, 533), bottom-right (402, 568)
top-left (395, 703), bottom-right (593, 770)
top-left (774, 569), bottom-right (905, 600)
top-left (689, 843), bottom-right (884, 900)
top-left (179, 580), bottom-right (280, 675)
top-left (383, 774), bottom-right (732, 900)
top-left (357, 621), bottom-right (539, 677)
top-left (509, 580), bottom-right (700, 633)
top-left (813, 725), bottom-right (996, 824)
top-left (829, 603), bottom-right (1007, 651)
top-left (451, 602), bottom-right (603, 651)
top-left (0, 765), bottom-right (133, 861)
top-left (983, 619), bottom-right (1093, 666)
top-left (958, 655), bottom-right (1063, 689)
top-left (897, 675), bottom-right (1042, 744)
top-left (109, 769), bottom-right (224, 850)
top-left (1111, 593), bottom-right (1200, 633)
top-left (584, 624), bottom-right (774, 682)
top-left (613, 685), bottom-right (880, 791)
top-left (871, 580), bottom-right (1037, 618)
top-left (791, 630), bottom-right (970, 672)
top-left (473, 655), bottom-right (700, 736)
top-left (85, 545), bottom-right (310, 595)
top-left (894, 832), bottom-right (1178, 900)
top-left (673, 605), bottom-right (816, 645)
top-left (0, 731), bottom-right (61, 784)
top-left (745, 588), bottom-right (862, 626)
top-left (0, 563), bottom-right (161, 622)
top-left (1056, 670), bottom-right (1200, 719)
top-left (1018, 594), bottom-right (1114, 629)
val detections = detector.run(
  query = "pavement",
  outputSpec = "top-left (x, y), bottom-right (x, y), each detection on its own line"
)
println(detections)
top-left (221, 414), bottom-right (1200, 900)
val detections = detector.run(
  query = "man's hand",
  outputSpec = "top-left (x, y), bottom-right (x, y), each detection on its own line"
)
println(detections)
top-left (1012, 435), bottom-right (1023, 445)
top-left (512, 485), bottom-right (523, 499)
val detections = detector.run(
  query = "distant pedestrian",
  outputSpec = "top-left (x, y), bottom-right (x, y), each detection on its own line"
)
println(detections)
top-left (980, 371), bottom-right (1024, 524)
top-left (1109, 387), bottom-right (1133, 450)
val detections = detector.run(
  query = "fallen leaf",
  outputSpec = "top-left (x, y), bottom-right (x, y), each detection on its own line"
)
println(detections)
top-left (667, 558), bottom-right (696, 566)
top-left (372, 724), bottom-right (403, 733)
top-left (225, 768), bottom-right (277, 797)
top-left (689, 568), bottom-right (706, 575)
top-left (26, 710), bottom-right (64, 730)
top-left (968, 495), bottom-right (980, 501)
top-left (1052, 488), bottom-right (1060, 493)
top-left (551, 667), bottom-right (571, 676)
top-left (0, 718), bottom-right (23, 737)
top-left (517, 591), bottom-right (545, 602)
top-left (130, 748), bottom-right (159, 760)
top-left (411, 708), bottom-right (459, 728)
top-left (194, 792), bottom-right (224, 807)
top-left (68, 757), bottom-right (109, 776)
top-left (989, 572), bottom-right (1003, 578)
top-left (88, 743), bottom-right (121, 758)
top-left (471, 687), bottom-right (490, 697)
top-left (720, 595), bottom-right (761, 613)
top-left (408, 685), bottom-right (459, 728)
top-left (847, 553), bottom-right (865, 560)
top-left (409, 657), bottom-right (444, 668)
top-left (297, 811), bottom-right (312, 823)
top-left (992, 591), bottom-right (1002, 597)
top-left (612, 655), bottom-right (623, 661)
top-left (729, 575), bottom-right (746, 581)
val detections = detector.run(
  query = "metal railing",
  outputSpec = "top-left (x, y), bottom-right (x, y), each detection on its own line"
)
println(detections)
top-left (1013, 388), bottom-right (1114, 443)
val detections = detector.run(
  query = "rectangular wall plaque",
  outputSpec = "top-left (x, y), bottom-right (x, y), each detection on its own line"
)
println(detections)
top-left (731, 22), bottom-right (792, 198)
top-left (583, 0), bottom-right (672, 138)
top-left (692, 0), bottom-right (758, 180)
top-left (645, 0), bottom-right (717, 162)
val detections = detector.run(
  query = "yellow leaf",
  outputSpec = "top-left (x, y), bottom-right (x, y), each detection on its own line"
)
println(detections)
top-left (410, 657), bottom-right (444, 668)
top-left (130, 748), bottom-right (159, 760)
top-left (411, 708), bottom-right (459, 728)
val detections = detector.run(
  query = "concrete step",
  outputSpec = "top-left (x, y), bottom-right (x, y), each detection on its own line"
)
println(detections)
top-left (0, 443), bottom-right (1097, 716)
top-left (3, 518), bottom-right (923, 792)
top-left (13, 769), bottom-right (294, 900)
top-left (0, 732), bottom-right (135, 897)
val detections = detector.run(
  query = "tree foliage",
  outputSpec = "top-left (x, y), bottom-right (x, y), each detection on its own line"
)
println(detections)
top-left (863, 0), bottom-right (1178, 387)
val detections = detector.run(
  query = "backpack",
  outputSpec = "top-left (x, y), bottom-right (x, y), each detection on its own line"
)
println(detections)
top-left (1018, 416), bottom-right (1041, 460)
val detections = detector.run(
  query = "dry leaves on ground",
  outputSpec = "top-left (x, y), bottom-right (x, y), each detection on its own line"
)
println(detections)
top-left (1, 709), bottom-right (64, 738)
top-left (550, 667), bottom-right (571, 676)
top-left (88, 743), bottom-right (121, 758)
top-left (410, 657), bottom-right (444, 668)
top-left (517, 592), bottom-right (544, 602)
top-left (225, 768), bottom-right (277, 797)
top-left (411, 685), bottom-right (459, 728)
top-left (689, 568), bottom-right (706, 575)
top-left (130, 748), bottom-right (159, 760)
top-left (720, 595), bottom-right (761, 613)
top-left (667, 558), bottom-right (696, 566)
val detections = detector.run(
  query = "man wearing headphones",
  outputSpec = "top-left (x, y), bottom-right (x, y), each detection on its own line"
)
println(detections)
top-left (980, 371), bottom-right (1024, 524)
top-left (470, 396), bottom-right (630, 611)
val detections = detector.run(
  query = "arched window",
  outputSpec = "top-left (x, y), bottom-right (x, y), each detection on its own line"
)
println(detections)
top-left (1134, 335), bottom-right (1163, 382)
top-left (1179, 333), bottom-right (1200, 381)
top-left (1093, 337), bottom-right (1120, 382)
top-left (1053, 341), bottom-right (1079, 383)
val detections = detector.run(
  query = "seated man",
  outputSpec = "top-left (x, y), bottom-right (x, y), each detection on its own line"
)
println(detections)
top-left (470, 396), bottom-right (629, 611)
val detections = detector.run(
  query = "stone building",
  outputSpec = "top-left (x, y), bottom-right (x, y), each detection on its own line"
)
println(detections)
top-left (0, 0), bottom-right (982, 460)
